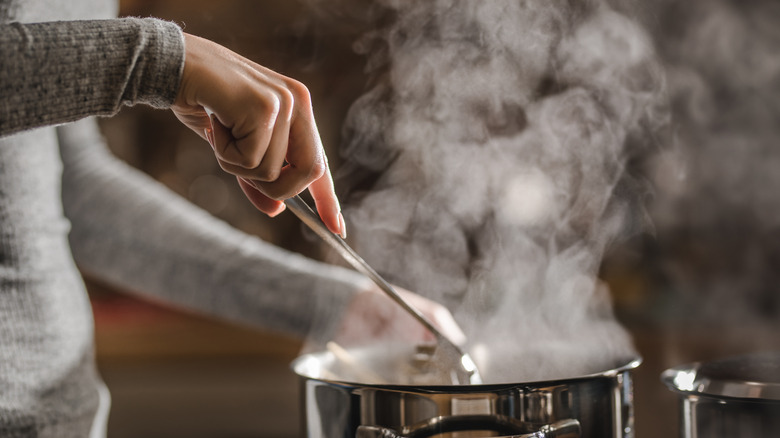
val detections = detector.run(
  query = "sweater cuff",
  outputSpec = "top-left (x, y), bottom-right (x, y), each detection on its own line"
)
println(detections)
top-left (0, 18), bottom-right (185, 136)
top-left (123, 17), bottom-right (184, 108)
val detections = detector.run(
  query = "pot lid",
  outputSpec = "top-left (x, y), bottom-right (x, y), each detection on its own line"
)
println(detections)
top-left (662, 351), bottom-right (780, 401)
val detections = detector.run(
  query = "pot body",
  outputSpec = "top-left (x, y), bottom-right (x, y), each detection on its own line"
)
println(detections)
top-left (663, 352), bottom-right (780, 438)
top-left (293, 350), bottom-right (640, 438)
top-left (674, 394), bottom-right (780, 438)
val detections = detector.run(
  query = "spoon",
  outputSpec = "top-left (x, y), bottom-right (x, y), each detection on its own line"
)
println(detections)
top-left (284, 194), bottom-right (482, 385)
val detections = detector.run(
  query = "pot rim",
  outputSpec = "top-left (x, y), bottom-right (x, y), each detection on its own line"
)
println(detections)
top-left (662, 351), bottom-right (780, 402)
top-left (292, 351), bottom-right (642, 391)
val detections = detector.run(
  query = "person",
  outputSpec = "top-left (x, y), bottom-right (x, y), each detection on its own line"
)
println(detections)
top-left (0, 1), bottom-right (464, 437)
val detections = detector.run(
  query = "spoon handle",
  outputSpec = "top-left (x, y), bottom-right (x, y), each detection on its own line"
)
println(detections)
top-left (284, 195), bottom-right (444, 339)
top-left (284, 195), bottom-right (482, 384)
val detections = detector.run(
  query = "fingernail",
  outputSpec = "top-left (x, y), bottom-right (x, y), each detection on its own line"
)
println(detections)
top-left (338, 212), bottom-right (347, 239)
top-left (268, 203), bottom-right (287, 218)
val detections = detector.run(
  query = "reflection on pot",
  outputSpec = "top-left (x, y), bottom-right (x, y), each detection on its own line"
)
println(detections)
top-left (662, 351), bottom-right (780, 438)
top-left (293, 345), bottom-right (641, 438)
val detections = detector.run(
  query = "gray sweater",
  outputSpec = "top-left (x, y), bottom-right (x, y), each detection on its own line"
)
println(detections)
top-left (0, 0), bottom-right (367, 436)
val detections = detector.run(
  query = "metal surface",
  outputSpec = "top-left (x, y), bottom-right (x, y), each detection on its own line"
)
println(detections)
top-left (284, 194), bottom-right (481, 385)
top-left (293, 349), bottom-right (641, 438)
top-left (662, 351), bottom-right (780, 400)
top-left (356, 418), bottom-right (581, 438)
top-left (662, 352), bottom-right (780, 438)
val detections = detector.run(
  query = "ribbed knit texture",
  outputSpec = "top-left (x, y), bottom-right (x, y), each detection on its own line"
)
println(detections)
top-left (0, 0), bottom-right (367, 436)
top-left (0, 18), bottom-right (184, 136)
top-left (0, 122), bottom-right (101, 438)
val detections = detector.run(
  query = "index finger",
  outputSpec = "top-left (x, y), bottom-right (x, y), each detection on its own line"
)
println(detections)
top-left (306, 154), bottom-right (344, 238)
top-left (252, 150), bottom-right (343, 237)
top-left (254, 90), bottom-right (344, 235)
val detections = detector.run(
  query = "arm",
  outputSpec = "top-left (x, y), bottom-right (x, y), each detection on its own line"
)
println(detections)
top-left (59, 118), bottom-right (464, 346)
top-left (0, 18), bottom-right (342, 232)
top-left (0, 18), bottom-right (182, 135)
top-left (58, 117), bottom-right (365, 341)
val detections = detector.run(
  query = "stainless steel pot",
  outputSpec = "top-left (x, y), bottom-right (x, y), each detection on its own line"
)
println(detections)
top-left (662, 351), bottom-right (780, 438)
top-left (292, 345), bottom-right (641, 438)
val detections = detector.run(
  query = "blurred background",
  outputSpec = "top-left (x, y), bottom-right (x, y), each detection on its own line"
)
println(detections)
top-left (91, 0), bottom-right (780, 437)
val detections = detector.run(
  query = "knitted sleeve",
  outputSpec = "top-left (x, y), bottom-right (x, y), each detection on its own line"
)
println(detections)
top-left (57, 118), bottom-right (368, 342)
top-left (0, 18), bottom-right (183, 136)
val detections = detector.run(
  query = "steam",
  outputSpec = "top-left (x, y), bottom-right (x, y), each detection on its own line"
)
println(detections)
top-left (641, 0), bottom-right (780, 327)
top-left (334, 0), bottom-right (667, 383)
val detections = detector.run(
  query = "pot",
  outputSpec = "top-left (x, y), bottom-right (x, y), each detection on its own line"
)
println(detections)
top-left (292, 344), bottom-right (641, 438)
top-left (662, 351), bottom-right (780, 438)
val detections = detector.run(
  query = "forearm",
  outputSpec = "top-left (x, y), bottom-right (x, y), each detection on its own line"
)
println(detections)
top-left (0, 18), bottom-right (183, 136)
top-left (58, 118), bottom-right (367, 340)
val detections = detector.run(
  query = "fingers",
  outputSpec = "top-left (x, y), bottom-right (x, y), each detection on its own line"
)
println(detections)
top-left (236, 177), bottom-right (286, 217)
top-left (333, 287), bottom-right (433, 348)
top-left (250, 81), bottom-right (323, 197)
top-left (255, 83), bottom-right (344, 236)
top-left (334, 286), bottom-right (464, 347)
top-left (306, 157), bottom-right (345, 238)
top-left (207, 91), bottom-right (290, 183)
top-left (201, 74), bottom-right (322, 196)
top-left (173, 33), bottom-right (344, 228)
top-left (212, 90), bottom-right (293, 178)
top-left (429, 306), bottom-right (468, 347)
top-left (210, 112), bottom-right (271, 169)
top-left (173, 107), bottom-right (212, 143)
top-left (397, 288), bottom-right (467, 347)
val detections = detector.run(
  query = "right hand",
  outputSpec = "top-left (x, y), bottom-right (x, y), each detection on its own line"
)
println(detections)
top-left (170, 33), bottom-right (345, 237)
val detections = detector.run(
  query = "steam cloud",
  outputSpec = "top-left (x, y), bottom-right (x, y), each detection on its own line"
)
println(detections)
top-left (639, 0), bottom-right (780, 328)
top-left (333, 0), bottom-right (668, 383)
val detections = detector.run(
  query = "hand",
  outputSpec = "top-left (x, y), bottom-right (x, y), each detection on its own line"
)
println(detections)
top-left (333, 285), bottom-right (467, 348)
top-left (171, 33), bottom-right (345, 237)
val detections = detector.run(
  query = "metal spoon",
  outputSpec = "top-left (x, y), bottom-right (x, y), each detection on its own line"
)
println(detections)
top-left (284, 195), bottom-right (482, 385)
